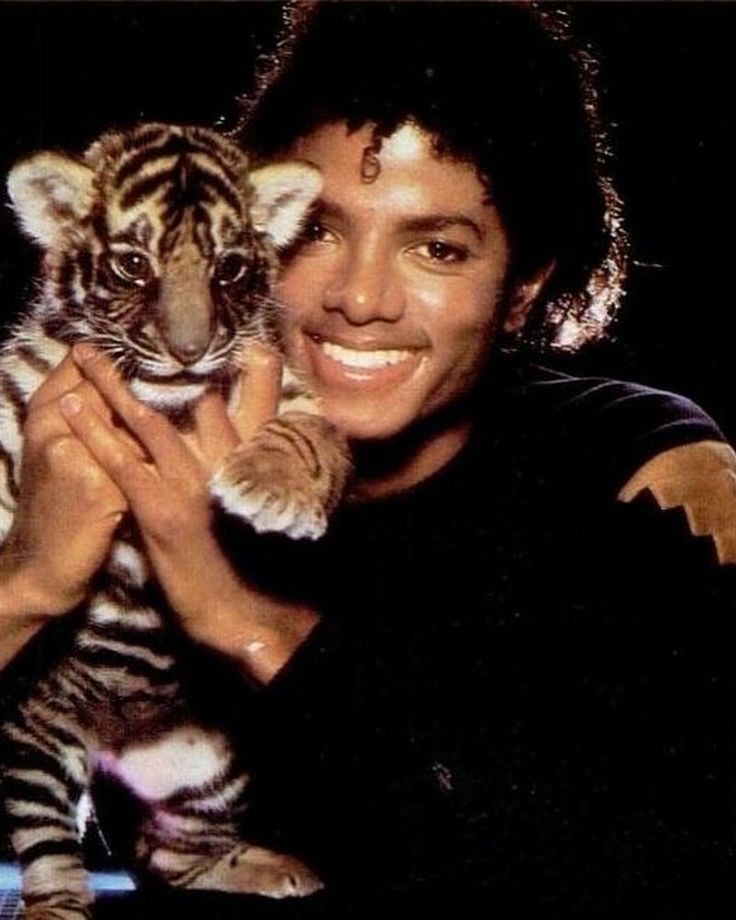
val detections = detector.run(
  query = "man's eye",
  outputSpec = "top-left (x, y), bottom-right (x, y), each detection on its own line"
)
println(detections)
top-left (110, 251), bottom-right (153, 286)
top-left (414, 240), bottom-right (469, 264)
top-left (300, 220), bottom-right (335, 245)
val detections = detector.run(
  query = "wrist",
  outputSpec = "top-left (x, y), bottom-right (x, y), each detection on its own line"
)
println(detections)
top-left (0, 558), bottom-right (77, 621)
top-left (0, 566), bottom-right (65, 672)
top-left (1, 579), bottom-right (52, 622)
top-left (146, 535), bottom-right (320, 683)
top-left (180, 580), bottom-right (319, 683)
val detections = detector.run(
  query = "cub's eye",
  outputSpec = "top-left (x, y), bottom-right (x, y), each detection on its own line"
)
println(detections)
top-left (110, 251), bottom-right (153, 287)
top-left (215, 252), bottom-right (249, 286)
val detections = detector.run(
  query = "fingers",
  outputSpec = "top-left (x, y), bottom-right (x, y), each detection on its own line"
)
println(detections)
top-left (25, 379), bottom-right (113, 449)
top-left (191, 344), bottom-right (283, 465)
top-left (231, 343), bottom-right (283, 442)
top-left (28, 354), bottom-right (82, 410)
top-left (58, 390), bottom-right (157, 509)
top-left (69, 343), bottom-right (282, 483)
top-left (71, 344), bottom-right (196, 475)
top-left (27, 354), bottom-right (108, 440)
top-left (40, 433), bottom-right (127, 517)
top-left (189, 391), bottom-right (240, 468)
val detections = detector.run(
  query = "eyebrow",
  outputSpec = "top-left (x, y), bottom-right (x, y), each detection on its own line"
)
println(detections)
top-left (400, 215), bottom-right (485, 242)
top-left (313, 199), bottom-right (485, 242)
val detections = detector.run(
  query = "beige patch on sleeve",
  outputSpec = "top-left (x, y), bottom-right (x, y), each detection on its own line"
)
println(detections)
top-left (617, 440), bottom-right (736, 566)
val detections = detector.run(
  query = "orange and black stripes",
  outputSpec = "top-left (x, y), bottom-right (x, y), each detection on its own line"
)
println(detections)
top-left (2, 122), bottom-right (333, 911)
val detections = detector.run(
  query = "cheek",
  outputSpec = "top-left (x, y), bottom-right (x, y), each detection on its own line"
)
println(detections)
top-left (404, 270), bottom-right (451, 315)
top-left (414, 276), bottom-right (504, 353)
top-left (435, 313), bottom-right (497, 403)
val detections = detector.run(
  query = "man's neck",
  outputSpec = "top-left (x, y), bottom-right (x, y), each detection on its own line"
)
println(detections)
top-left (348, 416), bottom-right (473, 502)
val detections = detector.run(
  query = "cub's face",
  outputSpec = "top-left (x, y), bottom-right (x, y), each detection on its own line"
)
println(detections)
top-left (8, 123), bottom-right (321, 410)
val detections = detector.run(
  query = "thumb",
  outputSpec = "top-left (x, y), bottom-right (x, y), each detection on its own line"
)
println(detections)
top-left (231, 344), bottom-right (283, 442)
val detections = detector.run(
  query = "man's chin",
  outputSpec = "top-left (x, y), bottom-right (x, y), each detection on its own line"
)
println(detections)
top-left (324, 408), bottom-right (414, 445)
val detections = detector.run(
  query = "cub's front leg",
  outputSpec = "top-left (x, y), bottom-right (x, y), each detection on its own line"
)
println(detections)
top-left (211, 412), bottom-right (350, 540)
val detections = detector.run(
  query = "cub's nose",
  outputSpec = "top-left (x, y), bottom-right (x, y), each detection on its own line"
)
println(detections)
top-left (168, 338), bottom-right (209, 365)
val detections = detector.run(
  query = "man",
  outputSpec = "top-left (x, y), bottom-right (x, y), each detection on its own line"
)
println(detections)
top-left (1, 3), bottom-right (735, 917)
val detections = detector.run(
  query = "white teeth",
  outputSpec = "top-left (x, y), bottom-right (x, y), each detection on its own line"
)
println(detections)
top-left (320, 340), bottom-right (412, 369)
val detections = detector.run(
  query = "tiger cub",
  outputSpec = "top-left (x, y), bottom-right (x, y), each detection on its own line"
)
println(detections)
top-left (0, 123), bottom-right (349, 919)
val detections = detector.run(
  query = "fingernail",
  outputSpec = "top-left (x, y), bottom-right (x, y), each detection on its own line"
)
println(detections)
top-left (60, 392), bottom-right (83, 415)
top-left (73, 344), bottom-right (95, 364)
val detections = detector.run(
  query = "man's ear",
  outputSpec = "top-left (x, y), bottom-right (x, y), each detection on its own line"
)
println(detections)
top-left (249, 162), bottom-right (323, 249)
top-left (502, 261), bottom-right (557, 334)
top-left (7, 151), bottom-right (96, 250)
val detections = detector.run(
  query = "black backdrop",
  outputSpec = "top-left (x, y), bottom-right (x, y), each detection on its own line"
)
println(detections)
top-left (0, 1), bottom-right (734, 440)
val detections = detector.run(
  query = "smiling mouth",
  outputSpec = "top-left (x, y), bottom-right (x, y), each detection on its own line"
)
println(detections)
top-left (311, 336), bottom-right (415, 369)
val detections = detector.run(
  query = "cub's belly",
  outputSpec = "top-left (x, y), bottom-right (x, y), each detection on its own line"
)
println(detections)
top-left (96, 725), bottom-right (234, 804)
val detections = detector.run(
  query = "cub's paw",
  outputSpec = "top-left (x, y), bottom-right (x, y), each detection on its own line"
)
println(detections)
top-left (187, 844), bottom-right (324, 899)
top-left (23, 900), bottom-right (91, 920)
top-left (210, 414), bottom-right (349, 541)
top-left (210, 442), bottom-right (328, 540)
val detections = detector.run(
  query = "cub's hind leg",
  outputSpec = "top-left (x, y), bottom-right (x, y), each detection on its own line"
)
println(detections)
top-left (140, 821), bottom-right (324, 899)
top-left (3, 698), bottom-right (94, 920)
top-left (121, 724), bottom-right (323, 899)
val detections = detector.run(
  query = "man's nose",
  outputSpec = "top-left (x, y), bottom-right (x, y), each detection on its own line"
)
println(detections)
top-left (323, 251), bottom-right (404, 324)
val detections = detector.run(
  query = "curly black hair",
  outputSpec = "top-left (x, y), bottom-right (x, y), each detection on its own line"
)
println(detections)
top-left (239, 1), bottom-right (626, 352)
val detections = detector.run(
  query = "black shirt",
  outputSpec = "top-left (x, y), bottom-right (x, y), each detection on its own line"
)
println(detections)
top-left (9, 359), bottom-right (735, 919)
top-left (219, 359), bottom-right (735, 917)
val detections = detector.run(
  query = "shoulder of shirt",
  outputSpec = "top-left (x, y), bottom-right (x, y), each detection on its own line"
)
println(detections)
top-left (497, 359), bottom-right (725, 477)
top-left (500, 360), bottom-right (736, 566)
top-left (512, 362), bottom-right (718, 434)
top-left (617, 440), bottom-right (736, 566)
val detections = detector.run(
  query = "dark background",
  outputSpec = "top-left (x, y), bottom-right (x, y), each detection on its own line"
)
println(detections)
top-left (0, 0), bottom-right (734, 441)
top-left (0, 2), bottom-right (734, 908)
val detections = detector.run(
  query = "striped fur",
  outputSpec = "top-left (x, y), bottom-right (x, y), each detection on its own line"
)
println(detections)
top-left (1, 124), bottom-right (348, 918)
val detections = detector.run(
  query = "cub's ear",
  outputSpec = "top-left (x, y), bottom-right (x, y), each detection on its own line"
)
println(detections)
top-left (249, 162), bottom-right (322, 249)
top-left (7, 151), bottom-right (95, 250)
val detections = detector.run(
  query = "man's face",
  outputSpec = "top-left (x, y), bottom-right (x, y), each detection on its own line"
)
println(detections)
top-left (278, 122), bottom-right (522, 442)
